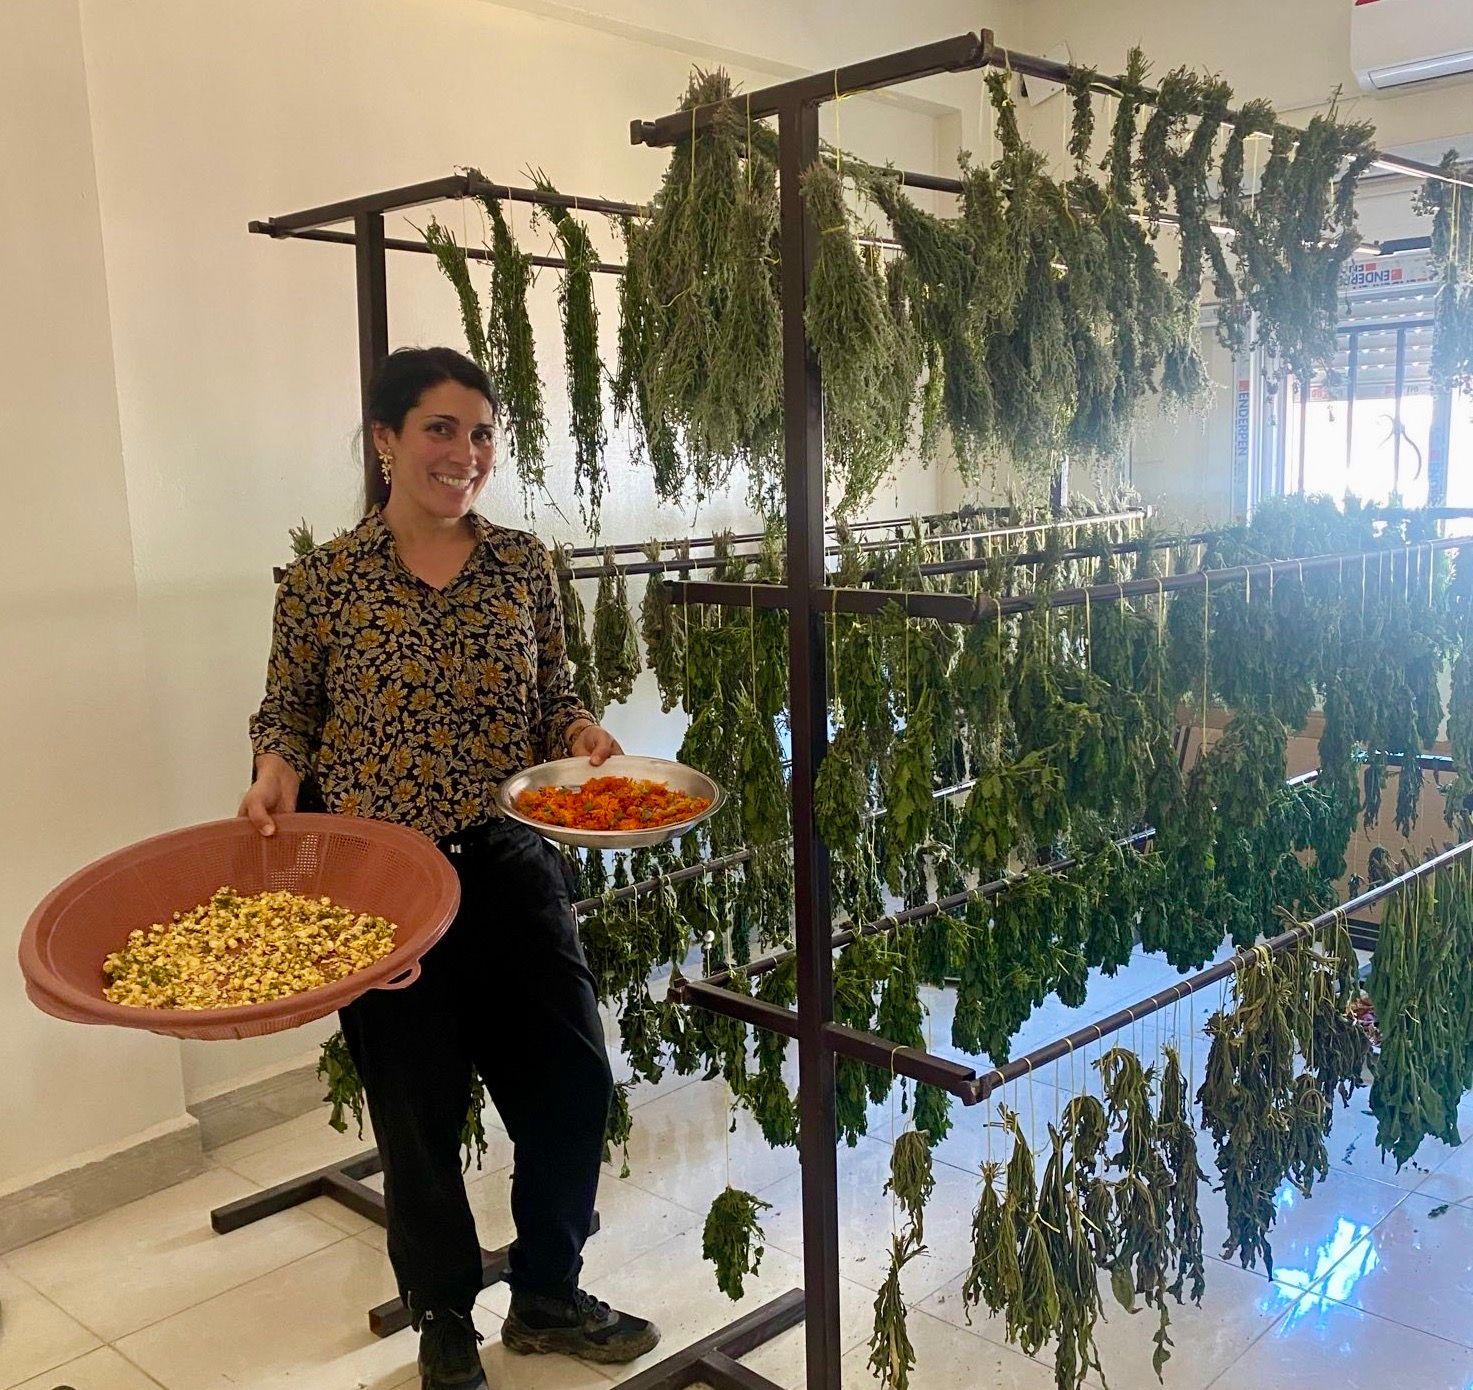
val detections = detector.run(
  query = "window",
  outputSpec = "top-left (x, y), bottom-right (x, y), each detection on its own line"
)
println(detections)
top-left (1281, 267), bottom-right (1438, 506)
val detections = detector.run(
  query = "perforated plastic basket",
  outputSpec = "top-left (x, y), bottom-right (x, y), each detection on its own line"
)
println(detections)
top-left (18, 814), bottom-right (460, 1041)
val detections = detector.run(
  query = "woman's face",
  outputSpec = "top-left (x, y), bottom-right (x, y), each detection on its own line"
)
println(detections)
top-left (373, 380), bottom-right (496, 520)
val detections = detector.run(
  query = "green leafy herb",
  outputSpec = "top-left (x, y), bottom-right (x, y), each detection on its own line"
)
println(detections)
top-left (702, 1187), bottom-right (773, 1300)
top-left (592, 549), bottom-right (641, 705)
top-left (534, 177), bottom-right (607, 531)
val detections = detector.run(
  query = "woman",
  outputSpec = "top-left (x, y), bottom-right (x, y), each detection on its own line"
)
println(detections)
top-left (241, 347), bottom-right (659, 1389)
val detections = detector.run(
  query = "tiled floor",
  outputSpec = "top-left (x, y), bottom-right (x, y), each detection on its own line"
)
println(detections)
top-left (9, 953), bottom-right (1473, 1390)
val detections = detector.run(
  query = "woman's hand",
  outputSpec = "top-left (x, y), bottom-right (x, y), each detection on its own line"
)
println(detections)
top-left (237, 753), bottom-right (301, 837)
top-left (568, 721), bottom-right (623, 767)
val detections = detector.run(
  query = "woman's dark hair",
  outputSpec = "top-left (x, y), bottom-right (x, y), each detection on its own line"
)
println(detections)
top-left (367, 346), bottom-right (500, 431)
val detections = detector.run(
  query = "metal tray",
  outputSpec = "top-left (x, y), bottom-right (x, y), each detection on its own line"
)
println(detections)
top-left (495, 754), bottom-right (724, 849)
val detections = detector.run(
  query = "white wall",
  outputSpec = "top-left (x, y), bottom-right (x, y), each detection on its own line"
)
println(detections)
top-left (0, 0), bottom-right (185, 1194)
top-left (6, 0), bottom-right (1020, 1197)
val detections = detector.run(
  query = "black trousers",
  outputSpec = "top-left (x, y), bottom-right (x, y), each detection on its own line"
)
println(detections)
top-left (338, 820), bottom-right (613, 1316)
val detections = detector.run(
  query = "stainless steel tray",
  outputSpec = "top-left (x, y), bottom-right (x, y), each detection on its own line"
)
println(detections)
top-left (495, 755), bottom-right (724, 849)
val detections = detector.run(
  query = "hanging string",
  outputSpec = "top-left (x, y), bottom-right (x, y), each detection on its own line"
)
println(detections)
top-left (1201, 573), bottom-right (1211, 756)
top-left (1084, 589), bottom-right (1093, 672)
top-left (746, 92), bottom-right (754, 180)
top-left (889, 1044), bottom-right (901, 1236)
top-left (834, 71), bottom-right (846, 184)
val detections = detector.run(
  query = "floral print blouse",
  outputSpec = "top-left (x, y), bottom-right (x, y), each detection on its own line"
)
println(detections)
top-left (248, 506), bottom-right (593, 840)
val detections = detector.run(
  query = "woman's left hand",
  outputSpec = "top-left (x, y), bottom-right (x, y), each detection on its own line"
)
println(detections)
top-left (569, 722), bottom-right (624, 767)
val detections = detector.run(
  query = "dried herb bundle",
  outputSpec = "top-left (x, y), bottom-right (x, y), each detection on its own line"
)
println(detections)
top-left (803, 158), bottom-right (911, 512)
top-left (1369, 859), bottom-right (1473, 1165)
top-left (592, 549), bottom-right (641, 705)
top-left (556, 549), bottom-right (603, 720)
top-left (534, 178), bottom-right (608, 531)
top-left (702, 1187), bottom-right (772, 1300)
top-left (638, 546), bottom-right (686, 713)
top-left (460, 1071), bottom-right (490, 1173)
top-left (317, 1030), bottom-right (366, 1138)
top-left (632, 70), bottom-right (783, 504)
top-left (476, 186), bottom-right (549, 504)
top-left (603, 1080), bottom-right (634, 1179)
top-left (887, 1128), bottom-right (936, 1243)
top-left (734, 686), bottom-right (789, 847)
top-left (869, 1231), bottom-right (924, 1390)
top-left (1227, 98), bottom-right (1376, 385)
top-left (1416, 151), bottom-right (1473, 392)
top-left (613, 216), bottom-right (681, 498)
top-left (423, 217), bottom-right (491, 370)
top-left (880, 690), bottom-right (936, 895)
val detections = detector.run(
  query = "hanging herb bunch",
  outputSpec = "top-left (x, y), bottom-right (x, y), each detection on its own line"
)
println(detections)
top-left (1227, 96), bottom-right (1376, 386)
top-left (1197, 921), bottom-right (1366, 1275)
top-left (533, 173), bottom-right (608, 532)
top-left (423, 217), bottom-right (492, 371)
top-left (639, 543), bottom-right (686, 713)
top-left (556, 547), bottom-right (604, 720)
top-left (1369, 858), bottom-right (1473, 1166)
top-left (627, 70), bottom-right (785, 507)
top-left (612, 215), bottom-right (682, 500)
top-left (592, 548), bottom-right (642, 705)
top-left (803, 157), bottom-right (920, 513)
top-left (702, 1186), bottom-right (773, 1299)
top-left (1414, 151), bottom-right (1473, 393)
top-left (474, 181), bottom-right (550, 506)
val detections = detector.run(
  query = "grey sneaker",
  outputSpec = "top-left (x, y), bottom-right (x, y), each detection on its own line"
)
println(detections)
top-left (415, 1306), bottom-right (487, 1389)
top-left (501, 1287), bottom-right (660, 1364)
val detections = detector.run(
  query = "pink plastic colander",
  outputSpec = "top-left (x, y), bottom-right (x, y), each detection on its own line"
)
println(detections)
top-left (18, 813), bottom-right (460, 1041)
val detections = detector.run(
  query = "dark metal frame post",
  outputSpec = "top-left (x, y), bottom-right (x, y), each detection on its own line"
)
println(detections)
top-left (354, 212), bottom-right (389, 510)
top-left (778, 95), bottom-right (844, 1390)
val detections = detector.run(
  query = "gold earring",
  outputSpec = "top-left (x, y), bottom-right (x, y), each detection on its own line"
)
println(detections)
top-left (378, 451), bottom-right (393, 487)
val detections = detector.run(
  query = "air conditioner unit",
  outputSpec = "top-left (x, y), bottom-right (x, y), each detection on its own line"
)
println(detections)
top-left (1353, 0), bottom-right (1473, 93)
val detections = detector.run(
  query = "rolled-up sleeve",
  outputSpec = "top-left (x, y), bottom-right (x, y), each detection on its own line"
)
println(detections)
top-left (248, 559), bottom-right (326, 780)
top-left (533, 545), bottom-right (594, 760)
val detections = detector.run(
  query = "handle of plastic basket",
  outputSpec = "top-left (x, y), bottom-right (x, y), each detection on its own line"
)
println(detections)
top-left (378, 960), bottom-right (422, 991)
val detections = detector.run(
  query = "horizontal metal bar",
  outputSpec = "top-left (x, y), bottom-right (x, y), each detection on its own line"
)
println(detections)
top-left (252, 172), bottom-right (645, 237)
top-left (1001, 48), bottom-right (1473, 194)
top-left (970, 829), bottom-right (1473, 1103)
top-left (822, 1022), bottom-right (982, 1099)
top-left (252, 175), bottom-right (473, 235)
top-left (571, 846), bottom-right (755, 915)
top-left (252, 224), bottom-right (625, 275)
top-left (696, 825), bottom-right (1164, 993)
top-left (559, 505), bottom-right (1011, 561)
top-left (562, 509), bottom-right (1147, 581)
top-left (630, 31), bottom-right (991, 147)
top-left (671, 536), bottom-right (1473, 621)
top-left (572, 779), bottom-right (975, 916)
top-left (677, 978), bottom-right (802, 1038)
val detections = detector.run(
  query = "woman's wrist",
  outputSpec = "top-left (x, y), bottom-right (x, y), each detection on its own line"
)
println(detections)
top-left (565, 718), bottom-right (595, 753)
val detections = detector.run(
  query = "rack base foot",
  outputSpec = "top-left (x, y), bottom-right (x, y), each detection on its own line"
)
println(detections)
top-left (207, 1145), bottom-right (600, 1338)
top-left (614, 1288), bottom-right (804, 1390)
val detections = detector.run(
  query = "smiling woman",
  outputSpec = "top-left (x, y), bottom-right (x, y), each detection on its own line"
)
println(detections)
top-left (238, 345), bottom-right (654, 1381)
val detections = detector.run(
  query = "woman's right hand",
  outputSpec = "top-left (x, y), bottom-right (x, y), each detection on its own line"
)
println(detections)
top-left (238, 753), bottom-right (301, 837)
